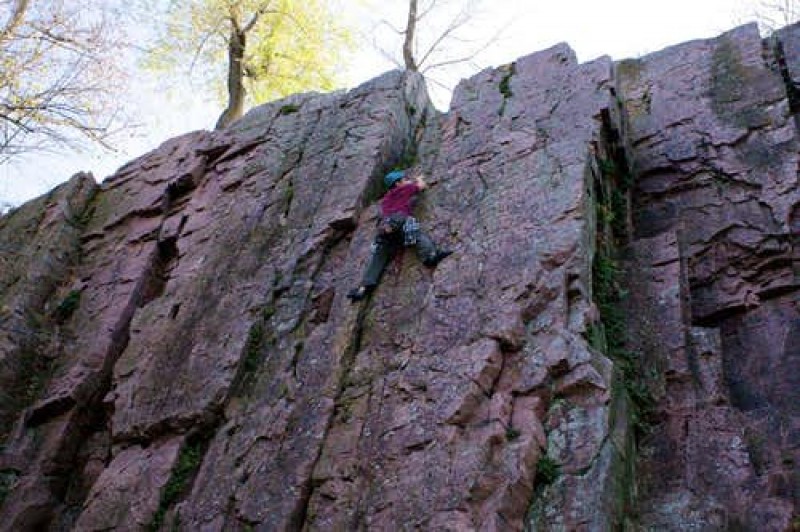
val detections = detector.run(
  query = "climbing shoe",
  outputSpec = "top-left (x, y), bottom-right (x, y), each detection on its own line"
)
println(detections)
top-left (347, 286), bottom-right (370, 302)
top-left (424, 250), bottom-right (453, 267)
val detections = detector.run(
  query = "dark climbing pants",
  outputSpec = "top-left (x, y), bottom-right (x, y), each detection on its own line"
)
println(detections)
top-left (361, 230), bottom-right (438, 287)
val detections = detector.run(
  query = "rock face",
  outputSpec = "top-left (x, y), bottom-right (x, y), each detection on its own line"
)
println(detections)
top-left (0, 23), bottom-right (797, 532)
top-left (617, 24), bottom-right (800, 530)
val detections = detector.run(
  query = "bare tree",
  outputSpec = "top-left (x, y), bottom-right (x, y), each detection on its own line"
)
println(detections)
top-left (0, 0), bottom-right (28, 43)
top-left (403, 0), bottom-right (419, 71)
top-left (753, 0), bottom-right (800, 33)
top-left (0, 0), bottom-right (130, 164)
top-left (373, 0), bottom-right (510, 102)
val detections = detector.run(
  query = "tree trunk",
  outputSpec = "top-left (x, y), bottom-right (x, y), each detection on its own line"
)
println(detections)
top-left (403, 0), bottom-right (418, 71)
top-left (215, 26), bottom-right (247, 130)
top-left (0, 0), bottom-right (29, 45)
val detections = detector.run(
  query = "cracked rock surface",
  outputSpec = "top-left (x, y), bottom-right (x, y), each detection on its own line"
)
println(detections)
top-left (618, 23), bottom-right (799, 530)
top-left (0, 22), bottom-right (797, 532)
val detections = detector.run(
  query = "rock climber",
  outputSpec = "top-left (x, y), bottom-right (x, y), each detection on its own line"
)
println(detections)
top-left (347, 169), bottom-right (452, 302)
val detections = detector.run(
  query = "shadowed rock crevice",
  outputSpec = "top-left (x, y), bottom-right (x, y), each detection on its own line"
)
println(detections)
top-left (294, 92), bottom-right (436, 531)
top-left (139, 237), bottom-right (179, 308)
top-left (772, 28), bottom-right (800, 116)
top-left (45, 398), bottom-right (111, 531)
top-left (0, 175), bottom-right (97, 443)
top-left (147, 429), bottom-right (215, 531)
top-left (530, 73), bottom-right (640, 529)
top-left (294, 301), bottom-right (370, 529)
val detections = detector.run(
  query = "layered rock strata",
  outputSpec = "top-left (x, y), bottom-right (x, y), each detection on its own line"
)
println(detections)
top-left (0, 21), bottom-right (797, 532)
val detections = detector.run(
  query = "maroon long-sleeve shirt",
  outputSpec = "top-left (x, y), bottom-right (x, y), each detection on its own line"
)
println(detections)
top-left (380, 182), bottom-right (420, 217)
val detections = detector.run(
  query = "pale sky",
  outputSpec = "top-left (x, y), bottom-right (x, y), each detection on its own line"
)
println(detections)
top-left (0, 0), bottom-right (773, 207)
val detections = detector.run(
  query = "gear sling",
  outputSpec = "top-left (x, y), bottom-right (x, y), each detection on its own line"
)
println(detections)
top-left (361, 214), bottom-right (437, 288)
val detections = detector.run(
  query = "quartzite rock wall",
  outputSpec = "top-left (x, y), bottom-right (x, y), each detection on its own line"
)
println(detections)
top-left (617, 24), bottom-right (799, 530)
top-left (0, 22), bottom-right (797, 531)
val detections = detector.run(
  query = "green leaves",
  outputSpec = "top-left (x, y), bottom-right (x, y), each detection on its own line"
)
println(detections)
top-left (145, 0), bottom-right (353, 116)
top-left (0, 0), bottom-right (131, 161)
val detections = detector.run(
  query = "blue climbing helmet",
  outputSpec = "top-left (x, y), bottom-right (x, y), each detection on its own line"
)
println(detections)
top-left (384, 170), bottom-right (406, 188)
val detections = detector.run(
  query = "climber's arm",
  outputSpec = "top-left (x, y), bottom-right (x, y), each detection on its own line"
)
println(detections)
top-left (415, 173), bottom-right (428, 190)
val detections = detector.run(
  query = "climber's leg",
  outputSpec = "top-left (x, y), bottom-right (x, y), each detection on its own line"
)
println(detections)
top-left (348, 237), bottom-right (394, 301)
top-left (416, 231), bottom-right (452, 267)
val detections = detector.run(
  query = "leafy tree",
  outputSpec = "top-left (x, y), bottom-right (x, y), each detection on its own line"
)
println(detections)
top-left (145, 0), bottom-right (353, 129)
top-left (0, 0), bottom-right (130, 163)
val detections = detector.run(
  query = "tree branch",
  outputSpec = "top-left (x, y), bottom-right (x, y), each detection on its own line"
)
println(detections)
top-left (0, 0), bottom-right (29, 44)
top-left (416, 3), bottom-right (472, 69)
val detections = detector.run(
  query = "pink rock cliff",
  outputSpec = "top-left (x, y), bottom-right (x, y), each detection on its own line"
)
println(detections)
top-left (0, 22), bottom-right (797, 531)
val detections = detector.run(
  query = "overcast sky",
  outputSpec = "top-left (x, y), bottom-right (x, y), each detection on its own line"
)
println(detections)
top-left (0, 0), bottom-right (776, 207)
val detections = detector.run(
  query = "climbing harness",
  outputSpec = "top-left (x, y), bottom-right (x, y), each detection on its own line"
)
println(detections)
top-left (376, 214), bottom-right (419, 247)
